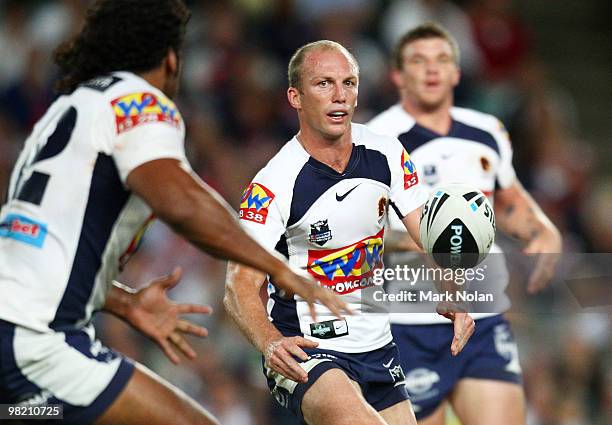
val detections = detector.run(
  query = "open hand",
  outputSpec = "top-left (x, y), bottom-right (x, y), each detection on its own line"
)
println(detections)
top-left (126, 267), bottom-right (212, 364)
top-left (437, 303), bottom-right (475, 356)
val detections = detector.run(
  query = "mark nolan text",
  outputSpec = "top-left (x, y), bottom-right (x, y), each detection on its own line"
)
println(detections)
top-left (420, 290), bottom-right (493, 302)
top-left (373, 290), bottom-right (493, 303)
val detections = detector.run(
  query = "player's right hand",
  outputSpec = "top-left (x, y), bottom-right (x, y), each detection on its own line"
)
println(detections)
top-left (436, 302), bottom-right (476, 356)
top-left (264, 336), bottom-right (318, 383)
top-left (271, 267), bottom-right (352, 321)
top-left (126, 267), bottom-right (212, 364)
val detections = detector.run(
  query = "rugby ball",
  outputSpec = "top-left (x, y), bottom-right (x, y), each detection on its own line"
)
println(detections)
top-left (419, 183), bottom-right (496, 268)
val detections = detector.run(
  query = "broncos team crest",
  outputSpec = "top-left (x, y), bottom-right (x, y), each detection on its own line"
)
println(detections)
top-left (240, 183), bottom-right (275, 224)
top-left (401, 149), bottom-right (419, 189)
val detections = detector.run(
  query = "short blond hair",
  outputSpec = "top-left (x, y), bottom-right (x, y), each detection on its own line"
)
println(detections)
top-left (288, 40), bottom-right (359, 89)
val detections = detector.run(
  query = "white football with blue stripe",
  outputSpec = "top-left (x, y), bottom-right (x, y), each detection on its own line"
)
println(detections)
top-left (419, 183), bottom-right (496, 268)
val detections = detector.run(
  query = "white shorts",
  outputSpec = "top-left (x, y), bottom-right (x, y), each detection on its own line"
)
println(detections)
top-left (0, 319), bottom-right (134, 424)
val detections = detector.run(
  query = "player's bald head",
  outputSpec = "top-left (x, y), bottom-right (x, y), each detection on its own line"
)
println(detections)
top-left (288, 40), bottom-right (359, 90)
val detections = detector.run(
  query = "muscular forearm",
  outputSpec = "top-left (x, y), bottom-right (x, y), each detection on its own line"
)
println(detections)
top-left (167, 178), bottom-right (286, 275)
top-left (224, 262), bottom-right (283, 354)
top-left (128, 160), bottom-right (286, 278)
top-left (102, 281), bottom-right (137, 320)
top-left (495, 183), bottom-right (561, 246)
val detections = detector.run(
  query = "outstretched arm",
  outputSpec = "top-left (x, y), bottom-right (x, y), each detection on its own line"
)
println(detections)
top-left (126, 159), bottom-right (349, 318)
top-left (495, 181), bottom-right (562, 293)
top-left (127, 159), bottom-right (287, 276)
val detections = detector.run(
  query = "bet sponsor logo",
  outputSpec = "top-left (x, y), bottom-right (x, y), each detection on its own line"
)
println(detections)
top-left (0, 214), bottom-right (48, 248)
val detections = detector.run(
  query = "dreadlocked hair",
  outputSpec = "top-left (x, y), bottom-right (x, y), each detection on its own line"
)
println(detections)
top-left (54, 0), bottom-right (190, 94)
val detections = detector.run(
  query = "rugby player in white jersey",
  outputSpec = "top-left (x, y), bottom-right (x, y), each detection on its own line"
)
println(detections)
top-left (367, 23), bottom-right (562, 425)
top-left (224, 41), bottom-right (476, 425)
top-left (0, 1), bottom-right (348, 424)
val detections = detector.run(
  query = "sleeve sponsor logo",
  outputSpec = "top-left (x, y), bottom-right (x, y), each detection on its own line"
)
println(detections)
top-left (239, 182), bottom-right (275, 224)
top-left (402, 149), bottom-right (419, 189)
top-left (0, 214), bottom-right (48, 248)
top-left (111, 92), bottom-right (182, 134)
top-left (307, 229), bottom-right (384, 295)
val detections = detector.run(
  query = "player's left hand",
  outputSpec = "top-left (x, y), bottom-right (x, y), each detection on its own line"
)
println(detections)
top-left (523, 229), bottom-right (562, 294)
top-left (436, 303), bottom-right (475, 356)
top-left (126, 267), bottom-right (212, 364)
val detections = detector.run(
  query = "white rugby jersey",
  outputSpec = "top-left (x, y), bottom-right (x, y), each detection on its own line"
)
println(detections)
top-left (0, 72), bottom-right (187, 332)
top-left (367, 104), bottom-right (515, 324)
top-left (240, 123), bottom-right (428, 353)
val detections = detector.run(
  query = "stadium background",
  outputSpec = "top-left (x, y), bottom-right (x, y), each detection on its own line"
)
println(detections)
top-left (0, 0), bottom-right (610, 423)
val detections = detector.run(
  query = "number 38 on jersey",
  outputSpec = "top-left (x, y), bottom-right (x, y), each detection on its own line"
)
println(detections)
top-left (239, 182), bottom-right (275, 225)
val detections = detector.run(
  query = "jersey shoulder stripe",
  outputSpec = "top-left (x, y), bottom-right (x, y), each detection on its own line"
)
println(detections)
top-left (386, 109), bottom-right (502, 155)
top-left (365, 105), bottom-right (415, 138)
top-left (451, 106), bottom-right (511, 153)
top-left (450, 106), bottom-right (503, 133)
top-left (449, 121), bottom-right (499, 155)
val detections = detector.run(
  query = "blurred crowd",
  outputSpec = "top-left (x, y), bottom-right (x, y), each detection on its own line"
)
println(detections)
top-left (0, 0), bottom-right (610, 424)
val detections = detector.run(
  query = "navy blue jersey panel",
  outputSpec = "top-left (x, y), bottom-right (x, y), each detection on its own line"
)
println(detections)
top-left (450, 121), bottom-right (499, 154)
top-left (287, 145), bottom-right (391, 226)
top-left (269, 291), bottom-right (302, 337)
top-left (398, 121), bottom-right (499, 155)
top-left (50, 154), bottom-right (129, 330)
top-left (275, 234), bottom-right (289, 260)
top-left (397, 125), bottom-right (437, 153)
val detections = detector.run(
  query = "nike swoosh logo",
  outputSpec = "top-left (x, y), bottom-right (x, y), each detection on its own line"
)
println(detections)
top-left (383, 357), bottom-right (394, 368)
top-left (336, 184), bottom-right (360, 202)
